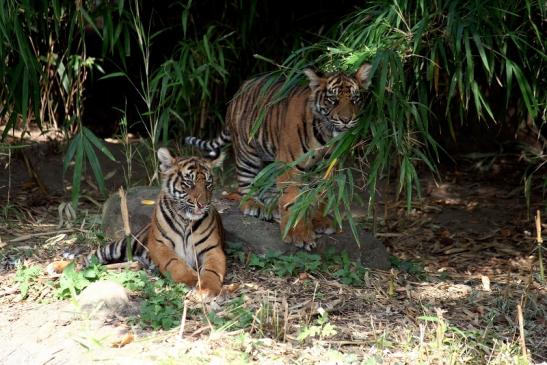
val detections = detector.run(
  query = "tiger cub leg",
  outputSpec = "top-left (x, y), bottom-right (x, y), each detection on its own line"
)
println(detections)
top-left (277, 169), bottom-right (315, 249)
top-left (147, 240), bottom-right (198, 286)
top-left (195, 245), bottom-right (226, 298)
top-left (234, 150), bottom-right (279, 220)
top-left (312, 200), bottom-right (337, 235)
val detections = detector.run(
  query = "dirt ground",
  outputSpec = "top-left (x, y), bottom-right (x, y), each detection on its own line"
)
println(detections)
top-left (0, 136), bottom-right (546, 364)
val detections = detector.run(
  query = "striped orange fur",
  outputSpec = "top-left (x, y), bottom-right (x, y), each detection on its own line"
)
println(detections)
top-left (186, 64), bottom-right (372, 249)
top-left (85, 148), bottom-right (226, 297)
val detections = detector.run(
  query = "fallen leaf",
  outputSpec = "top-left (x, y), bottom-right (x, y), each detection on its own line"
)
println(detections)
top-left (46, 260), bottom-right (72, 275)
top-left (220, 283), bottom-right (241, 295)
top-left (112, 332), bottom-right (134, 348)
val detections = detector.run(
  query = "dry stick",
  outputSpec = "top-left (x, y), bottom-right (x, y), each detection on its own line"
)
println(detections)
top-left (119, 187), bottom-right (133, 262)
top-left (517, 304), bottom-right (528, 359)
top-left (8, 229), bottom-right (83, 243)
top-left (177, 299), bottom-right (189, 342)
top-left (22, 151), bottom-right (48, 195)
top-left (535, 210), bottom-right (544, 283)
top-left (103, 262), bottom-right (142, 271)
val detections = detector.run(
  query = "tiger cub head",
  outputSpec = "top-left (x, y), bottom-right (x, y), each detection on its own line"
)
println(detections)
top-left (157, 147), bottom-right (224, 220)
top-left (304, 63), bottom-right (372, 136)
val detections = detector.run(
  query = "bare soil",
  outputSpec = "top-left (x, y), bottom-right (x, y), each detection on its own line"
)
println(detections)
top-left (0, 136), bottom-right (546, 364)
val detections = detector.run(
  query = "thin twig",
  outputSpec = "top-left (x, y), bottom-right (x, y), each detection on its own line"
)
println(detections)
top-left (535, 210), bottom-right (544, 283)
top-left (103, 262), bottom-right (142, 271)
top-left (119, 187), bottom-right (133, 262)
top-left (177, 299), bottom-right (189, 342)
top-left (8, 229), bottom-right (85, 243)
top-left (517, 304), bottom-right (527, 359)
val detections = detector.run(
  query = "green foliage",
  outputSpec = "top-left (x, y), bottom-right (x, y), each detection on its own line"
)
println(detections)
top-left (329, 251), bottom-right (368, 286)
top-left (297, 307), bottom-right (337, 342)
top-left (139, 276), bottom-right (189, 330)
top-left (245, 248), bottom-right (368, 285)
top-left (63, 127), bottom-right (116, 207)
top-left (390, 256), bottom-right (427, 280)
top-left (207, 295), bottom-right (254, 331)
top-left (0, 0), bottom-right (132, 135)
top-left (13, 257), bottom-right (193, 331)
top-left (57, 262), bottom-right (91, 299)
top-left (55, 258), bottom-right (151, 300)
top-left (248, 250), bottom-right (321, 277)
top-left (248, 0), bottom-right (546, 241)
top-left (0, 0), bottom-right (131, 207)
top-left (14, 263), bottom-right (42, 299)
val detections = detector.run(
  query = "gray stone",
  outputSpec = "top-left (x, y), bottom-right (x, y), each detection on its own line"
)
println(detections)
top-left (77, 280), bottom-right (131, 317)
top-left (101, 186), bottom-right (390, 270)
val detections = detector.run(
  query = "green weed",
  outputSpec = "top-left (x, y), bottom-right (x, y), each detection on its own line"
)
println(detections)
top-left (390, 256), bottom-right (427, 280)
top-left (139, 276), bottom-right (189, 330)
top-left (245, 248), bottom-right (368, 286)
top-left (297, 307), bottom-right (337, 342)
top-left (14, 263), bottom-right (42, 299)
top-left (207, 295), bottom-right (254, 332)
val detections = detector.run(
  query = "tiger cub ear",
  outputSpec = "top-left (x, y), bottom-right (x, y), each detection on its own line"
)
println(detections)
top-left (157, 147), bottom-right (175, 173)
top-left (303, 68), bottom-right (323, 90)
top-left (355, 63), bottom-right (373, 90)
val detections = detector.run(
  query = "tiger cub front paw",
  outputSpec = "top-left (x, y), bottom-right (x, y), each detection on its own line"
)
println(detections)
top-left (240, 198), bottom-right (279, 221)
top-left (312, 214), bottom-right (337, 235)
top-left (189, 270), bottom-right (222, 302)
top-left (282, 220), bottom-right (317, 250)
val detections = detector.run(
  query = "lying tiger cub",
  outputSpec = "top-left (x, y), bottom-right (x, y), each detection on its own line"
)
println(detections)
top-left (55, 148), bottom-right (226, 299)
top-left (186, 64), bottom-right (373, 249)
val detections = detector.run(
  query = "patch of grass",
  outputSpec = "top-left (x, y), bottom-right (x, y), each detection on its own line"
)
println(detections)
top-left (390, 256), bottom-right (427, 280)
top-left (14, 259), bottom-right (192, 331)
top-left (325, 250), bottom-right (368, 286)
top-left (207, 295), bottom-right (254, 332)
top-left (139, 276), bottom-right (189, 330)
top-left (59, 261), bottom-right (190, 330)
top-left (297, 307), bottom-right (337, 342)
top-left (244, 248), bottom-right (368, 286)
top-left (248, 250), bottom-right (321, 277)
top-left (14, 262), bottom-right (42, 299)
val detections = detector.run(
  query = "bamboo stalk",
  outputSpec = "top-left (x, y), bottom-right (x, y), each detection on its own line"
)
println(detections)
top-left (535, 210), bottom-right (544, 283)
top-left (119, 187), bottom-right (133, 262)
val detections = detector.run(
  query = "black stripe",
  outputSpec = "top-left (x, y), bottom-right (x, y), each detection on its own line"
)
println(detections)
top-left (197, 243), bottom-right (219, 258)
top-left (297, 125), bottom-right (308, 154)
top-left (193, 220), bottom-right (216, 247)
top-left (312, 117), bottom-right (327, 145)
top-left (191, 215), bottom-right (206, 232)
top-left (159, 199), bottom-right (181, 234)
top-left (200, 214), bottom-right (216, 234)
top-left (164, 258), bottom-right (179, 271)
top-left (203, 268), bottom-right (222, 281)
top-left (236, 163), bottom-right (258, 176)
top-left (156, 222), bottom-right (175, 248)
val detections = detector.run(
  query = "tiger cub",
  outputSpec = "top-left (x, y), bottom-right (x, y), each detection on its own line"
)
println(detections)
top-left (85, 147), bottom-right (226, 298)
top-left (185, 64), bottom-right (372, 248)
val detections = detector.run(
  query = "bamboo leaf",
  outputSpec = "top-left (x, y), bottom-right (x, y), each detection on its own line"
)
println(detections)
top-left (83, 137), bottom-right (107, 195)
top-left (83, 127), bottom-right (116, 161)
top-left (71, 134), bottom-right (85, 208)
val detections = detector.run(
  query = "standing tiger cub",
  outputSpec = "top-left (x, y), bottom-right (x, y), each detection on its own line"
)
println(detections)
top-left (186, 63), bottom-right (372, 248)
top-left (85, 148), bottom-right (226, 298)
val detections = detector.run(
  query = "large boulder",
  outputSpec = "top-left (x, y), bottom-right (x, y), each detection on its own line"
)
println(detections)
top-left (102, 186), bottom-right (390, 270)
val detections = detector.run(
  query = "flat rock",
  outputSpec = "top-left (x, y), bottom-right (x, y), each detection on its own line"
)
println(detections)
top-left (102, 186), bottom-right (390, 270)
top-left (77, 280), bottom-right (131, 318)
